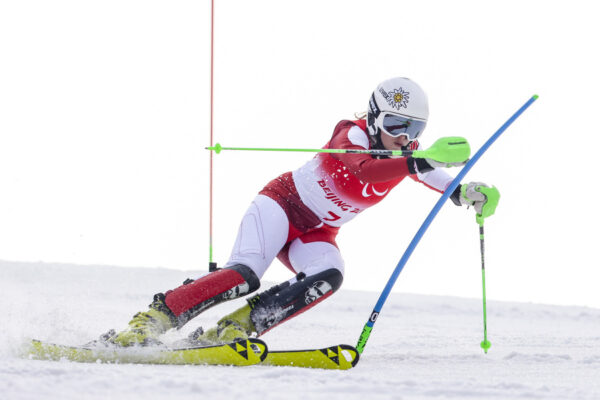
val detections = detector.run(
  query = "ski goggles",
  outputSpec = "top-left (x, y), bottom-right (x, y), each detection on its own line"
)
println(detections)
top-left (377, 112), bottom-right (427, 141)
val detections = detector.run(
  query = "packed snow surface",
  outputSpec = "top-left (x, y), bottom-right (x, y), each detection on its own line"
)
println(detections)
top-left (1, 260), bottom-right (599, 400)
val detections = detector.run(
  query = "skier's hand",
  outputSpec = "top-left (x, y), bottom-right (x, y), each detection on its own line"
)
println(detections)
top-left (455, 182), bottom-right (500, 217)
top-left (424, 158), bottom-right (467, 169)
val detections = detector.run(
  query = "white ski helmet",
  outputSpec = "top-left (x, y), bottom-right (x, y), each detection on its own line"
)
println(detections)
top-left (367, 77), bottom-right (429, 142)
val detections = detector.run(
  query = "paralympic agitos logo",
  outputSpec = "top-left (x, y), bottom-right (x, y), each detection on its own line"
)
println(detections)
top-left (361, 183), bottom-right (389, 198)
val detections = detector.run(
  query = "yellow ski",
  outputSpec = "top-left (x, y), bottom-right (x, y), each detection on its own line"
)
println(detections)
top-left (26, 339), bottom-right (359, 369)
top-left (262, 344), bottom-right (359, 370)
top-left (27, 338), bottom-right (267, 366)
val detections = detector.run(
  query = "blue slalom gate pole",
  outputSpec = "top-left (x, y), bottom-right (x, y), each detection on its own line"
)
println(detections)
top-left (356, 95), bottom-right (539, 354)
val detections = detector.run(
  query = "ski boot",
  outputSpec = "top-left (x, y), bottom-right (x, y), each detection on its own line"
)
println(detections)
top-left (109, 294), bottom-right (177, 347)
top-left (190, 304), bottom-right (255, 345)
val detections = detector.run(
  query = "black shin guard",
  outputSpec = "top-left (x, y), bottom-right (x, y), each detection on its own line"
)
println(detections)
top-left (247, 268), bottom-right (343, 335)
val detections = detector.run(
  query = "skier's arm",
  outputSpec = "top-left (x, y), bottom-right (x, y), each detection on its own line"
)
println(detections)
top-left (407, 143), bottom-right (479, 207)
top-left (411, 168), bottom-right (492, 211)
top-left (330, 126), bottom-right (413, 183)
top-left (414, 169), bottom-right (500, 215)
top-left (410, 167), bottom-right (455, 194)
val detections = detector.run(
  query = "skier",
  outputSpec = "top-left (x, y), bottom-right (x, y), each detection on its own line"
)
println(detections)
top-left (109, 77), bottom-right (500, 347)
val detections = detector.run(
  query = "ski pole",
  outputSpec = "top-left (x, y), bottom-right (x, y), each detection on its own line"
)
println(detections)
top-left (206, 137), bottom-right (471, 164)
top-left (474, 186), bottom-right (498, 354)
top-left (478, 219), bottom-right (491, 353)
top-left (356, 94), bottom-right (539, 355)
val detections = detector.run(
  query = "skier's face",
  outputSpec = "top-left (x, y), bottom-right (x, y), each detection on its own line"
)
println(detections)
top-left (381, 132), bottom-right (411, 150)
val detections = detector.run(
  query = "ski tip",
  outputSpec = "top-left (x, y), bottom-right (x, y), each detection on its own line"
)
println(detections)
top-left (532, 94), bottom-right (539, 100)
top-left (339, 344), bottom-right (360, 368)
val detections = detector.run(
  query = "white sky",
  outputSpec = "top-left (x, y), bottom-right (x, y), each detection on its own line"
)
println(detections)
top-left (1, 0), bottom-right (599, 309)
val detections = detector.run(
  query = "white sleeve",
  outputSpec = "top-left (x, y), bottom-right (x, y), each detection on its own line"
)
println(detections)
top-left (417, 168), bottom-right (455, 192)
top-left (414, 142), bottom-right (455, 192)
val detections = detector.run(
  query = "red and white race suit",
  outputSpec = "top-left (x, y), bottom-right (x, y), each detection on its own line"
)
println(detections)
top-left (292, 119), bottom-right (453, 226)
top-left (224, 119), bottom-right (454, 280)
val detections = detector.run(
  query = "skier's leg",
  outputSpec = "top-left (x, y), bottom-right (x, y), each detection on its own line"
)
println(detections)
top-left (199, 239), bottom-right (344, 343)
top-left (111, 195), bottom-right (290, 346)
top-left (250, 240), bottom-right (345, 335)
top-left (109, 263), bottom-right (263, 347)
top-left (286, 238), bottom-right (345, 278)
top-left (164, 264), bottom-right (261, 326)
top-left (221, 194), bottom-right (291, 279)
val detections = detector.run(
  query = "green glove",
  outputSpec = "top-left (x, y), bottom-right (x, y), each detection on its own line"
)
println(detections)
top-left (420, 136), bottom-right (471, 164)
top-left (408, 136), bottom-right (471, 174)
top-left (458, 182), bottom-right (500, 224)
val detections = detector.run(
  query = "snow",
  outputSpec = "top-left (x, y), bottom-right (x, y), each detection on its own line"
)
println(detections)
top-left (2, 260), bottom-right (599, 400)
